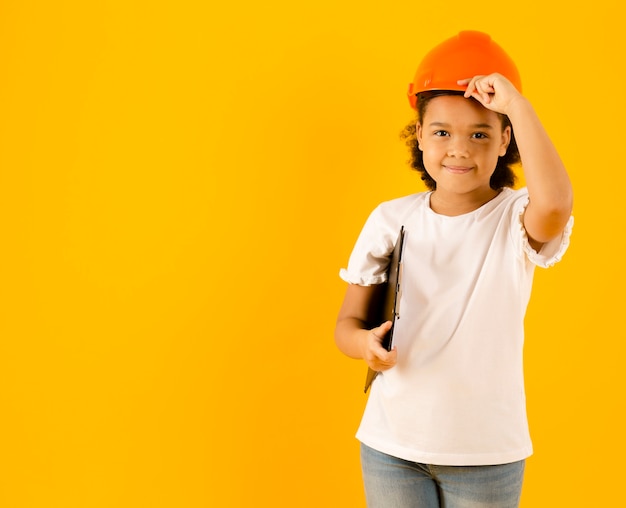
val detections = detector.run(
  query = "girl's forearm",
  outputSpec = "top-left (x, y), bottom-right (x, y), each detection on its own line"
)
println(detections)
top-left (507, 97), bottom-right (573, 237)
top-left (334, 319), bottom-right (368, 359)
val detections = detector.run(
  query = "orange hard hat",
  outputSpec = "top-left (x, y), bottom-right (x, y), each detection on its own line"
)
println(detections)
top-left (407, 30), bottom-right (522, 109)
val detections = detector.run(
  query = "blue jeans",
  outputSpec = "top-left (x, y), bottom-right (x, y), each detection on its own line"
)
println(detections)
top-left (361, 443), bottom-right (525, 508)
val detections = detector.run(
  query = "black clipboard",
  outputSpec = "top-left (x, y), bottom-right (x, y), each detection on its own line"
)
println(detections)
top-left (364, 226), bottom-right (406, 393)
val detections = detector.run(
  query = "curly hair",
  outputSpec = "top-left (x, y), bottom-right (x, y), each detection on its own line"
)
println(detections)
top-left (400, 91), bottom-right (521, 191)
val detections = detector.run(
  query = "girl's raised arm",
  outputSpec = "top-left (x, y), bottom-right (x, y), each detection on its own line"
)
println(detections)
top-left (505, 97), bottom-right (573, 249)
top-left (461, 74), bottom-right (573, 249)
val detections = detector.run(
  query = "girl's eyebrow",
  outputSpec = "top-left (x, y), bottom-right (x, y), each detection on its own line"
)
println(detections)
top-left (428, 121), bottom-right (495, 130)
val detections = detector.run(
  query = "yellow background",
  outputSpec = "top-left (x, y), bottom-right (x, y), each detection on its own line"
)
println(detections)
top-left (0, 1), bottom-right (623, 506)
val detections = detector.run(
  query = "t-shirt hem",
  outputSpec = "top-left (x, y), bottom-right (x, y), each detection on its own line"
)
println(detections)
top-left (356, 434), bottom-right (533, 467)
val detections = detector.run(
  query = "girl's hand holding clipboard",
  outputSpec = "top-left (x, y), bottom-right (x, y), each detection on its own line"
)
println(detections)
top-left (362, 320), bottom-right (397, 373)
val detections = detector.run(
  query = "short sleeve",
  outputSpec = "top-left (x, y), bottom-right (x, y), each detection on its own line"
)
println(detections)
top-left (339, 206), bottom-right (396, 286)
top-left (511, 189), bottom-right (574, 268)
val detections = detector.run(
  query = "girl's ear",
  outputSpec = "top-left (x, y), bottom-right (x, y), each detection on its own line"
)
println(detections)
top-left (416, 122), bottom-right (423, 151)
top-left (499, 125), bottom-right (511, 157)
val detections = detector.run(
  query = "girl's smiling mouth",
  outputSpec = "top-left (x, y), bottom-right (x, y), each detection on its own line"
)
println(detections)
top-left (444, 165), bottom-right (473, 174)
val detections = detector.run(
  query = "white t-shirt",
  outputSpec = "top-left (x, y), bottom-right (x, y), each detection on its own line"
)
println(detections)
top-left (340, 187), bottom-right (573, 466)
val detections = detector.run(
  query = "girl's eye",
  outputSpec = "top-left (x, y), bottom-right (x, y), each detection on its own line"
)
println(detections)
top-left (472, 132), bottom-right (488, 139)
top-left (434, 130), bottom-right (449, 137)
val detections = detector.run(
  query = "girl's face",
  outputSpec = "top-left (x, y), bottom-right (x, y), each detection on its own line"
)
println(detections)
top-left (416, 95), bottom-right (510, 200)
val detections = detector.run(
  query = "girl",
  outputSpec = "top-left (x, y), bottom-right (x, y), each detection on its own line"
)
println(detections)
top-left (335, 31), bottom-right (573, 508)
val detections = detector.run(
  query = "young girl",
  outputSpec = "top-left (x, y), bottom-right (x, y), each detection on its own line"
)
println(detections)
top-left (335, 31), bottom-right (573, 508)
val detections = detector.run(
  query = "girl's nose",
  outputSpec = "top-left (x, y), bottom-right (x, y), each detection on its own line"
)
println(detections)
top-left (447, 138), bottom-right (470, 157)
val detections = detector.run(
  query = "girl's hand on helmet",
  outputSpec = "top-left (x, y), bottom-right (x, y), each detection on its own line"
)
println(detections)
top-left (361, 320), bottom-right (397, 372)
top-left (458, 73), bottom-right (523, 115)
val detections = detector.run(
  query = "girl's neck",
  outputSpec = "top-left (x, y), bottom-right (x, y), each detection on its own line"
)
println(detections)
top-left (430, 188), bottom-right (502, 216)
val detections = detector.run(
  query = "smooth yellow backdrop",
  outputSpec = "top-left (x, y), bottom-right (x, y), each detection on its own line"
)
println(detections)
top-left (1, 1), bottom-right (623, 506)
